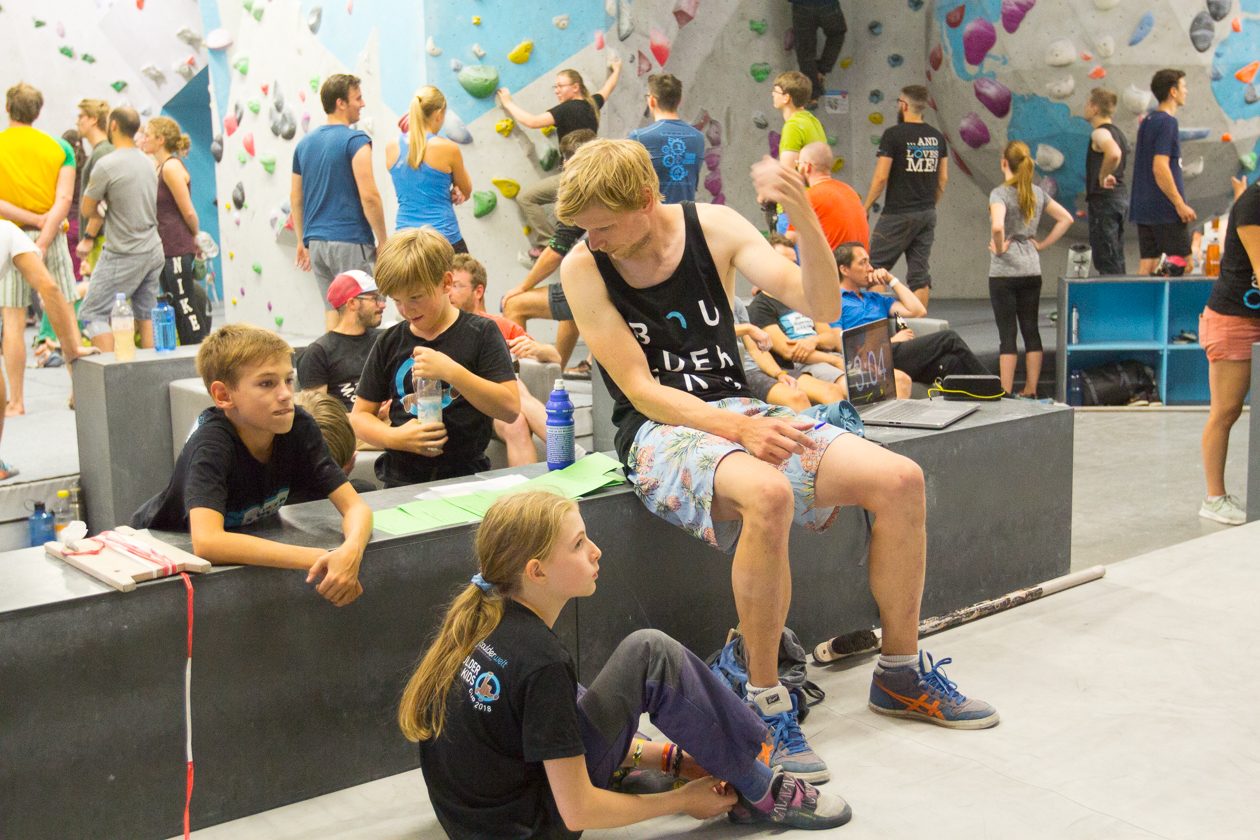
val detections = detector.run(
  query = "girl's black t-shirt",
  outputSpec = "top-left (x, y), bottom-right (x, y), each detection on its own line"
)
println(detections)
top-left (1207, 182), bottom-right (1260, 319)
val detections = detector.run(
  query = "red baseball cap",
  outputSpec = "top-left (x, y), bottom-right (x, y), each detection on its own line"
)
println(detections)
top-left (326, 269), bottom-right (379, 309)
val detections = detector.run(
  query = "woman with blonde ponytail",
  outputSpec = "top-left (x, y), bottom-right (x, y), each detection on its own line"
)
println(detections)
top-left (385, 86), bottom-right (473, 252)
top-left (496, 58), bottom-right (623, 255)
top-left (988, 140), bottom-right (1074, 397)
top-left (403, 490), bottom-right (850, 836)
top-left (142, 116), bottom-right (210, 343)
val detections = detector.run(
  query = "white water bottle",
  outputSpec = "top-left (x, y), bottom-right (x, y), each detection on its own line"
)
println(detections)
top-left (110, 293), bottom-right (135, 361)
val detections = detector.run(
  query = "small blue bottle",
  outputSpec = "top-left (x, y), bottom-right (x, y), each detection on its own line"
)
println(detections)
top-left (545, 379), bottom-right (575, 470)
top-left (1068, 370), bottom-right (1084, 407)
top-left (153, 293), bottom-right (177, 352)
top-left (29, 501), bottom-right (55, 547)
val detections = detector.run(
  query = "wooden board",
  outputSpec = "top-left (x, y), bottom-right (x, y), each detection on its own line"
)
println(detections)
top-left (45, 527), bottom-right (211, 593)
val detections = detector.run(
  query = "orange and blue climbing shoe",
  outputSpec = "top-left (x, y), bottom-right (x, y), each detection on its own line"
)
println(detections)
top-left (869, 651), bottom-right (999, 730)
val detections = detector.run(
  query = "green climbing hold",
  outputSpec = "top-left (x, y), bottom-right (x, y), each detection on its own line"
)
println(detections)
top-left (260, 154), bottom-right (277, 174)
top-left (827, 135), bottom-right (838, 146)
top-left (540, 147), bottom-right (560, 172)
top-left (310, 76), bottom-right (320, 92)
top-left (233, 56), bottom-right (249, 75)
top-left (457, 65), bottom-right (500, 99)
top-left (252, 6), bottom-right (263, 21)
top-left (252, 262), bottom-right (263, 274)
top-left (81, 54), bottom-right (97, 64)
top-left (749, 19), bottom-right (768, 35)
top-left (472, 190), bottom-right (497, 218)
top-left (242, 0), bottom-right (254, 11)
top-left (58, 46), bottom-right (75, 59)
top-left (274, 316), bottom-right (284, 329)
top-left (33, 18), bottom-right (46, 28)
top-left (237, 151), bottom-right (247, 164)
top-left (110, 80), bottom-right (127, 92)
top-left (750, 63), bottom-right (772, 83)
top-left (1243, 152), bottom-right (1258, 172)
top-left (247, 99), bottom-right (261, 114)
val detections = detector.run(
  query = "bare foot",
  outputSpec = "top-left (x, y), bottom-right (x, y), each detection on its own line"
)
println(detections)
top-left (5, 402), bottom-right (25, 417)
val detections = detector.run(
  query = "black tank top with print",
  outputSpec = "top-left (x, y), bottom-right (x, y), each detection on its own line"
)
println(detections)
top-left (592, 202), bottom-right (748, 460)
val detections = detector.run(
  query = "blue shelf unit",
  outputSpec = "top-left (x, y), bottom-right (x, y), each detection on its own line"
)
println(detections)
top-left (1056, 275), bottom-right (1215, 406)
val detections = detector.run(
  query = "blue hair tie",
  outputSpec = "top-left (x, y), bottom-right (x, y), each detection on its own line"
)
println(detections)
top-left (470, 573), bottom-right (494, 593)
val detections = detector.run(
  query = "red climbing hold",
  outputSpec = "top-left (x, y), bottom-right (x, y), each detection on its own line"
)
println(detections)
top-left (1236, 61), bottom-right (1258, 84)
top-left (649, 29), bottom-right (671, 67)
top-left (136, 0), bottom-right (144, 8)
top-left (243, 133), bottom-right (255, 156)
top-left (224, 113), bottom-right (238, 136)
top-left (1232, 17), bottom-right (1241, 33)
top-left (929, 43), bottom-right (943, 71)
top-left (946, 5), bottom-right (966, 28)
top-left (1088, 66), bottom-right (1106, 79)
top-left (261, 84), bottom-right (269, 95)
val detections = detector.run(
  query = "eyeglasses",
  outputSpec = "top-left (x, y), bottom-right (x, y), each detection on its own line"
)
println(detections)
top-left (897, 98), bottom-right (909, 107)
top-left (772, 87), bottom-right (785, 95)
top-left (354, 293), bottom-right (385, 304)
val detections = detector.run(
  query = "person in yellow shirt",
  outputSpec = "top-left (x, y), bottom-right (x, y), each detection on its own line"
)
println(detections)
top-left (0, 83), bottom-right (79, 416)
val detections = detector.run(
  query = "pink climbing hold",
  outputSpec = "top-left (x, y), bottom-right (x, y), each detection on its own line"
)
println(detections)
top-left (929, 43), bottom-right (943, 71)
top-left (224, 113), bottom-right (239, 136)
top-left (704, 150), bottom-right (721, 171)
top-left (704, 171), bottom-right (722, 197)
top-left (768, 130), bottom-right (781, 159)
top-left (705, 121), bottom-right (721, 147)
top-left (1000, 0), bottom-right (1035, 35)
top-left (297, 90), bottom-right (306, 103)
top-left (398, 114), bottom-right (409, 133)
top-left (958, 112), bottom-right (990, 149)
top-left (649, 28), bottom-right (671, 67)
top-left (672, 0), bottom-right (699, 29)
top-left (973, 77), bottom-right (1011, 118)
top-left (346, 0), bottom-right (353, 13)
top-left (243, 133), bottom-right (256, 156)
top-left (595, 30), bottom-right (605, 50)
top-left (637, 50), bottom-right (652, 76)
top-left (962, 18), bottom-right (996, 65)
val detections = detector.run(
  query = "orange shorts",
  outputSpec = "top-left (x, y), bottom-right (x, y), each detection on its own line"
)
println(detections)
top-left (1200, 307), bottom-right (1260, 362)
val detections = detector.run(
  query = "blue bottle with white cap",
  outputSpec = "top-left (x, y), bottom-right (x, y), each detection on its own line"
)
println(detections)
top-left (545, 379), bottom-right (575, 470)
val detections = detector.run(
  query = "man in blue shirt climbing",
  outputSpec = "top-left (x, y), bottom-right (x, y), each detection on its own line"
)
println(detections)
top-left (628, 74), bottom-right (705, 204)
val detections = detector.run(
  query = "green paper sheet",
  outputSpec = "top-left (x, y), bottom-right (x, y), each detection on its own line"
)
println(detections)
top-left (372, 508), bottom-right (427, 536)
top-left (398, 498), bottom-right (480, 528)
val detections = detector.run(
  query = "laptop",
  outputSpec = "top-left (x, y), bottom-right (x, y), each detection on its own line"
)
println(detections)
top-left (840, 319), bottom-right (978, 430)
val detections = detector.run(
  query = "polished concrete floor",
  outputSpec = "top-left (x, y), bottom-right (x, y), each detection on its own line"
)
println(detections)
top-left (174, 521), bottom-right (1260, 840)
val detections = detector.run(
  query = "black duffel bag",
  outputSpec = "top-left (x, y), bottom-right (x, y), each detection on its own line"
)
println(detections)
top-left (1079, 360), bottom-right (1159, 406)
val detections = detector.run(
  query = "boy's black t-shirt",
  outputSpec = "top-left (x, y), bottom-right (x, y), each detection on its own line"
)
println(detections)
top-left (548, 93), bottom-right (604, 141)
top-left (746, 292), bottom-right (822, 370)
top-left (297, 329), bottom-right (381, 410)
top-left (131, 407), bottom-right (348, 531)
top-left (876, 121), bottom-right (948, 214)
top-left (1207, 182), bottom-right (1260, 319)
top-left (419, 600), bottom-right (584, 839)
top-left (355, 310), bottom-right (516, 487)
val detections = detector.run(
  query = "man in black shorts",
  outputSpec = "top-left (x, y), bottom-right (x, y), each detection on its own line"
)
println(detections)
top-left (1130, 69), bottom-right (1196, 275)
top-left (557, 139), bottom-right (997, 803)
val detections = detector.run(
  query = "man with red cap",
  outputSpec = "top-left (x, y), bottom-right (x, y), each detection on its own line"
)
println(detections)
top-left (297, 269), bottom-right (385, 410)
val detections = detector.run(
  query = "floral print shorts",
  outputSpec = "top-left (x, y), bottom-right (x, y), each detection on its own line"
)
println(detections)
top-left (624, 398), bottom-right (848, 553)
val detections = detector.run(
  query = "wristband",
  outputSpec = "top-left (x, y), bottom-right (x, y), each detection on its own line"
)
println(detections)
top-left (888, 277), bottom-right (902, 289)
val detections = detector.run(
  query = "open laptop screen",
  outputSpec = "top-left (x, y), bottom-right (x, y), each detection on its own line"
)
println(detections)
top-left (841, 319), bottom-right (895, 405)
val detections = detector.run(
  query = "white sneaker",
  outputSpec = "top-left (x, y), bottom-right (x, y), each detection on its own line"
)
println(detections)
top-left (1200, 495), bottom-right (1246, 525)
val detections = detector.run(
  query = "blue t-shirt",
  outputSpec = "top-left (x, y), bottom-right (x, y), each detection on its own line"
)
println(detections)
top-left (835, 288), bottom-right (895, 330)
top-left (292, 124), bottom-right (374, 246)
top-left (628, 119), bottom-right (705, 204)
top-left (1128, 110), bottom-right (1184, 226)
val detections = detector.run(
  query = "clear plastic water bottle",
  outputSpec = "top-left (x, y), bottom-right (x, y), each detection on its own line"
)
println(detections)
top-left (52, 489), bottom-right (71, 539)
top-left (1068, 370), bottom-right (1084, 407)
top-left (412, 372), bottom-right (443, 424)
top-left (28, 501), bottom-right (55, 547)
top-left (1070, 306), bottom-right (1080, 344)
top-left (110, 293), bottom-right (135, 361)
top-left (153, 293), bottom-right (177, 352)
top-left (546, 379), bottom-right (575, 471)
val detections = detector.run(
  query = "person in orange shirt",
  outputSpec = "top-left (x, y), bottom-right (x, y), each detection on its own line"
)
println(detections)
top-left (786, 142), bottom-right (868, 251)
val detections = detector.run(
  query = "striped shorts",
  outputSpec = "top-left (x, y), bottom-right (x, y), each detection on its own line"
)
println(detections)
top-left (0, 229), bottom-right (77, 309)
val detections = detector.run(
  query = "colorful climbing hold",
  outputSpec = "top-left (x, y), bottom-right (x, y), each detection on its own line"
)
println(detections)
top-left (260, 154), bottom-right (276, 174)
top-left (233, 56), bottom-right (250, 75)
top-left (1232, 17), bottom-right (1241, 34)
top-left (1088, 66), bottom-right (1106, 79)
top-left (868, 21), bottom-right (883, 36)
top-left (1220, 132), bottom-right (1233, 143)
top-left (1000, 0), bottom-right (1035, 35)
top-left (237, 151), bottom-right (247, 165)
top-left (705, 121), bottom-right (722, 147)
top-left (472, 191), bottom-right (497, 218)
top-left (1245, 84), bottom-right (1259, 105)
top-left (471, 44), bottom-right (486, 59)
top-left (1236, 61), bottom-right (1258, 84)
top-left (973, 77), bottom-right (1012, 118)
top-left (595, 30), bottom-right (605, 50)
top-left (224, 113), bottom-right (239, 136)
top-left (444, 113), bottom-right (472, 144)
top-left (673, 0), bottom-right (699, 29)
top-left (768, 131), bottom-right (781, 159)
top-left (252, 5), bottom-right (263, 21)
top-left (243, 0), bottom-right (253, 12)
top-left (231, 298), bottom-right (238, 306)
top-left (1189, 11), bottom-right (1215, 52)
top-left (553, 14), bottom-right (569, 29)
top-left (81, 54), bottom-right (97, 64)
top-left (310, 77), bottom-right (320, 92)
top-left (750, 19), bottom-right (768, 35)
top-left (540, 125), bottom-right (556, 138)
top-left (826, 135), bottom-right (838, 147)
top-left (869, 112), bottom-right (884, 125)
top-left (495, 118), bottom-right (514, 137)
top-left (252, 262), bottom-right (263, 274)
top-left (58, 46), bottom-right (74, 59)
top-left (1129, 12), bottom-right (1153, 47)
top-left (457, 65), bottom-right (500, 99)
top-left (247, 99), bottom-right (261, 115)
top-left (1207, 0), bottom-right (1231, 22)
top-left (958, 112), bottom-right (991, 148)
top-left (649, 28), bottom-right (671, 67)
top-left (242, 134), bottom-right (255, 156)
top-left (33, 18), bottom-right (46, 28)
top-left (929, 43), bottom-right (943, 71)
top-left (831, 157), bottom-right (846, 173)
top-left (869, 90), bottom-right (884, 104)
top-left (752, 112), bottom-right (769, 129)
top-left (492, 178), bottom-right (521, 199)
top-left (888, 54), bottom-right (904, 68)
top-left (540, 147), bottom-right (560, 172)
top-left (1242, 152), bottom-right (1257, 172)
top-left (110, 80), bottom-right (127, 93)
top-left (945, 5), bottom-right (965, 27)
top-left (908, 0), bottom-right (924, 10)
top-left (232, 182), bottom-right (246, 208)
top-left (962, 19), bottom-right (996, 65)
top-left (840, 57), bottom-right (853, 69)
top-left (274, 316), bottom-right (284, 329)
top-left (637, 51), bottom-right (652, 76)
top-left (426, 37), bottom-right (441, 56)
top-left (750, 63), bottom-right (772, 83)
top-left (507, 40), bottom-right (533, 64)
top-left (471, 15), bottom-right (481, 25)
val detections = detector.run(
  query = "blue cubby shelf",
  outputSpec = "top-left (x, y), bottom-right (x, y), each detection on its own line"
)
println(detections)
top-left (1056, 275), bottom-right (1216, 405)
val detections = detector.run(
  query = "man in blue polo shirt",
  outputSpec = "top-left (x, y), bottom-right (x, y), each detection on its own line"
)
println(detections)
top-left (291, 73), bottom-right (387, 330)
top-left (834, 242), bottom-right (987, 386)
top-left (628, 74), bottom-right (704, 204)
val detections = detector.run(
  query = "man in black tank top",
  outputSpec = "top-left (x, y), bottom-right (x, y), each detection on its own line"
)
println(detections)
top-left (554, 140), bottom-right (999, 793)
top-left (1084, 88), bottom-right (1130, 275)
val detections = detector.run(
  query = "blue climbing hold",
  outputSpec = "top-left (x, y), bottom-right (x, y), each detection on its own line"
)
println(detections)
top-left (888, 53), bottom-right (904, 68)
top-left (908, 0), bottom-right (924, 10)
top-left (868, 21), bottom-right (883, 36)
top-left (1179, 127), bottom-right (1211, 142)
top-left (869, 90), bottom-right (884, 104)
top-left (1129, 12), bottom-right (1153, 47)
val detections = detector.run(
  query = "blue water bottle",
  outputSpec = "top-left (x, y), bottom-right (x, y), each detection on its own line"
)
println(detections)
top-left (546, 379), bottom-right (575, 470)
top-left (28, 501), bottom-right (55, 547)
top-left (153, 293), bottom-right (177, 352)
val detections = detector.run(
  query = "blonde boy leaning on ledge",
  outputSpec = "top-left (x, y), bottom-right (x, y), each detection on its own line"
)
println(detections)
top-left (130, 324), bottom-right (373, 606)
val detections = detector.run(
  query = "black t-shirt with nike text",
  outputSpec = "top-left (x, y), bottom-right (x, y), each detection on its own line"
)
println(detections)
top-left (419, 600), bottom-right (584, 839)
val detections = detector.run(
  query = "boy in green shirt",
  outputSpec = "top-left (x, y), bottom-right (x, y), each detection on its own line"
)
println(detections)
top-left (773, 71), bottom-right (827, 170)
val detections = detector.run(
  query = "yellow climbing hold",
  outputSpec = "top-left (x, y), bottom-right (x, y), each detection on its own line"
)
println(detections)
top-left (495, 118), bottom-right (515, 137)
top-left (840, 57), bottom-right (853, 69)
top-left (493, 178), bottom-right (521, 199)
top-left (507, 40), bottom-right (533, 64)
top-left (471, 15), bottom-right (481, 25)
top-left (523, 225), bottom-right (532, 236)
top-left (831, 157), bottom-right (845, 173)
top-left (540, 125), bottom-right (556, 137)
top-left (869, 112), bottom-right (884, 125)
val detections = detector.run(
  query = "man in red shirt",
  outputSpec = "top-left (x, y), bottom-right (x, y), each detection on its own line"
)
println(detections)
top-left (788, 141), bottom-right (868, 250)
top-left (447, 253), bottom-right (566, 465)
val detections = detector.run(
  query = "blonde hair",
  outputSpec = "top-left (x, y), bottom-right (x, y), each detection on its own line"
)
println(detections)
top-left (556, 139), bottom-right (661, 224)
top-left (374, 228), bottom-right (455, 298)
top-left (451, 252), bottom-right (487, 290)
top-left (78, 98), bottom-right (110, 131)
top-left (1002, 141), bottom-right (1037, 223)
top-left (407, 86), bottom-right (447, 169)
top-left (295, 390), bottom-right (356, 469)
top-left (145, 116), bottom-right (191, 155)
top-left (195, 324), bottom-right (292, 391)
top-left (399, 492), bottom-right (578, 742)
top-left (558, 69), bottom-right (599, 130)
top-left (1088, 87), bottom-right (1117, 117)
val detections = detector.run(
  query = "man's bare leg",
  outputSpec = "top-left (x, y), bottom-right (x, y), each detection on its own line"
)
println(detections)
top-left (502, 287), bottom-right (550, 330)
